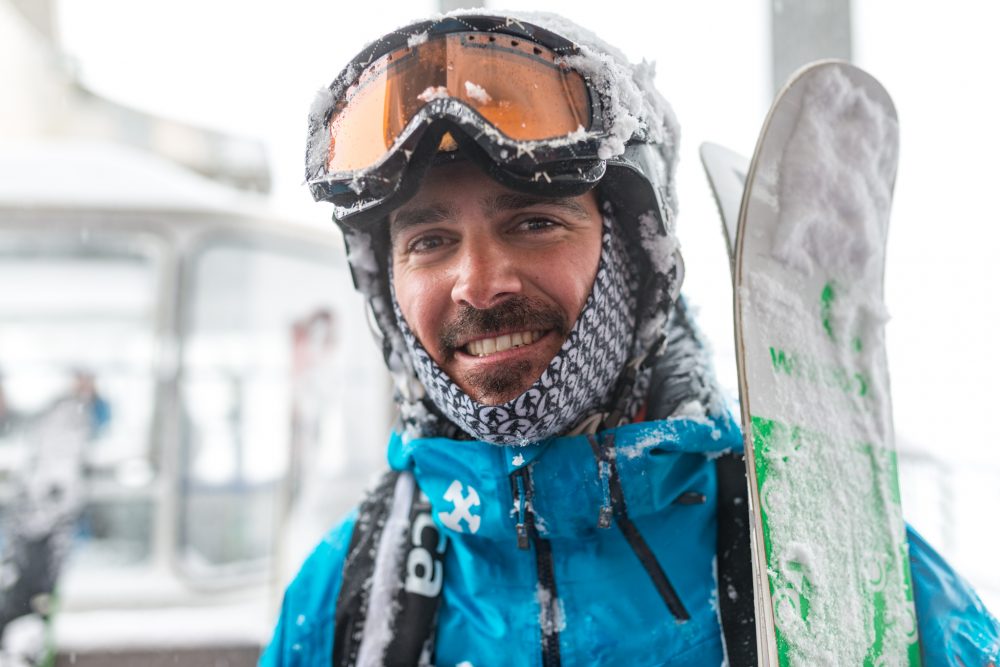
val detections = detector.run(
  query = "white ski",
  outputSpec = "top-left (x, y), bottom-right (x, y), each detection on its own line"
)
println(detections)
top-left (703, 61), bottom-right (920, 665)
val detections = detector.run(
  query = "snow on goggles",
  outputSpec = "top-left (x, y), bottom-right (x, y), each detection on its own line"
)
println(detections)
top-left (307, 18), bottom-right (610, 224)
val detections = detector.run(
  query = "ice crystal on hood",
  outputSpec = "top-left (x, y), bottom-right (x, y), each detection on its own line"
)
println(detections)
top-left (344, 229), bottom-right (378, 275)
top-left (306, 86), bottom-right (337, 177)
top-left (637, 211), bottom-right (679, 278)
top-left (535, 19), bottom-right (676, 163)
top-left (673, 399), bottom-right (711, 421)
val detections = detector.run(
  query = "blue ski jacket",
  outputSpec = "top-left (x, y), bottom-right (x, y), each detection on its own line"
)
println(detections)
top-left (261, 413), bottom-right (1000, 666)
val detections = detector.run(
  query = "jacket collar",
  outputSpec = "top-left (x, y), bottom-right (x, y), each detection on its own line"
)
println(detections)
top-left (387, 412), bottom-right (743, 542)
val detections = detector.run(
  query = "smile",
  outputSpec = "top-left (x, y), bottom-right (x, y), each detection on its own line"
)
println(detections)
top-left (464, 331), bottom-right (545, 357)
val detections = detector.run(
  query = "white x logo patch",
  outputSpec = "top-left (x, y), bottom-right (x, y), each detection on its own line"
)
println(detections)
top-left (437, 480), bottom-right (481, 534)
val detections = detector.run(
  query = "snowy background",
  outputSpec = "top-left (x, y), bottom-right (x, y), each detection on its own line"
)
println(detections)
top-left (4, 0), bottom-right (996, 656)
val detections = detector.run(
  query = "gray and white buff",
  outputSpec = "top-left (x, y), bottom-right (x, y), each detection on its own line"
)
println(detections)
top-left (391, 215), bottom-right (641, 445)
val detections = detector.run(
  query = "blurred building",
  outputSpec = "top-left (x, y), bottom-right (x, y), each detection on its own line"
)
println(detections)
top-left (0, 1), bottom-right (391, 664)
top-left (0, 0), bottom-right (269, 193)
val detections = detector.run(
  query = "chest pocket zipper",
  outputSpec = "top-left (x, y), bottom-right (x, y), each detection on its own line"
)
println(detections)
top-left (588, 433), bottom-right (691, 622)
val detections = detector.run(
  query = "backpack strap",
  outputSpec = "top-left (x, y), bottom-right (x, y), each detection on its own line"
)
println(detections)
top-left (332, 470), bottom-right (446, 667)
top-left (715, 452), bottom-right (758, 666)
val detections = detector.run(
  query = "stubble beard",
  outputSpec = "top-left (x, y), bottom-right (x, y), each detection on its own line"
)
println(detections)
top-left (438, 296), bottom-right (568, 406)
top-left (464, 359), bottom-right (536, 405)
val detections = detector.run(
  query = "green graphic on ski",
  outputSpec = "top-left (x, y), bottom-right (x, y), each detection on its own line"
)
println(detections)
top-left (701, 61), bottom-right (920, 665)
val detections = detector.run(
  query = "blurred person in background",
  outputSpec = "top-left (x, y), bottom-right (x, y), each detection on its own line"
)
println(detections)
top-left (66, 370), bottom-right (111, 441)
top-left (0, 375), bottom-right (9, 431)
top-left (0, 369), bottom-right (105, 663)
top-left (0, 373), bottom-right (20, 438)
top-left (261, 12), bottom-right (999, 666)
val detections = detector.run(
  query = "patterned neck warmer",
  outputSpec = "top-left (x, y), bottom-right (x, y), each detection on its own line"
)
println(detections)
top-left (391, 216), bottom-right (639, 446)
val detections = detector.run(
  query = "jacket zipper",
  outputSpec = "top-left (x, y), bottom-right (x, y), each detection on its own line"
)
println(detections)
top-left (512, 467), bottom-right (562, 667)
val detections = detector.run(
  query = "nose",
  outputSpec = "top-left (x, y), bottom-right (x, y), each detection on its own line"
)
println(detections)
top-left (450, 237), bottom-right (523, 310)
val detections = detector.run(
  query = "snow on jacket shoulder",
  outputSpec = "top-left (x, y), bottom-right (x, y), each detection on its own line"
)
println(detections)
top-left (260, 415), bottom-right (1000, 666)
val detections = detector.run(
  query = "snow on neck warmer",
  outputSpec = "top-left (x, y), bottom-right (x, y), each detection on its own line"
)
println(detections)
top-left (391, 216), bottom-right (638, 446)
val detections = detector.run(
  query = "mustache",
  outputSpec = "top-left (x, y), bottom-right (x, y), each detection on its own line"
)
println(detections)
top-left (439, 297), bottom-right (568, 356)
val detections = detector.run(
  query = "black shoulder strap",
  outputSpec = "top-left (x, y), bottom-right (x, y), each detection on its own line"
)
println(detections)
top-left (715, 452), bottom-right (758, 666)
top-left (383, 484), bottom-right (445, 665)
top-left (332, 469), bottom-right (400, 667)
top-left (332, 470), bottom-right (446, 667)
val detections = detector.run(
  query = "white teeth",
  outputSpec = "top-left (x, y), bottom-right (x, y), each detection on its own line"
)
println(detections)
top-left (466, 331), bottom-right (543, 357)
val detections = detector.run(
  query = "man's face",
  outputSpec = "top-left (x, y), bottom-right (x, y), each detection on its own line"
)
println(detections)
top-left (390, 163), bottom-right (604, 406)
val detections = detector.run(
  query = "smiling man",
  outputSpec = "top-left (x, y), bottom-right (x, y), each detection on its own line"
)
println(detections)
top-left (262, 11), bottom-right (999, 667)
top-left (389, 163), bottom-right (603, 408)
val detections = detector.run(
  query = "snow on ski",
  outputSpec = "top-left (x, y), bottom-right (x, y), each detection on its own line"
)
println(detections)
top-left (704, 61), bottom-right (920, 665)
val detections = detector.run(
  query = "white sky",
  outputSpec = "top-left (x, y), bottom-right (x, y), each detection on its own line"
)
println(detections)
top-left (55, 0), bottom-right (999, 601)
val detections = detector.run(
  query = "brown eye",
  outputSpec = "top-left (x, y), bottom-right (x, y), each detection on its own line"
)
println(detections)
top-left (518, 218), bottom-right (557, 232)
top-left (409, 234), bottom-right (449, 253)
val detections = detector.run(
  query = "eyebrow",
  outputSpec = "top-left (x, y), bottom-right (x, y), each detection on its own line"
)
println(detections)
top-left (389, 192), bottom-right (592, 239)
top-left (480, 193), bottom-right (591, 220)
top-left (389, 203), bottom-right (457, 238)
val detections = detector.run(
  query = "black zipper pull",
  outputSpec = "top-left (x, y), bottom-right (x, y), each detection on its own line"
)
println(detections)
top-left (516, 522), bottom-right (530, 550)
top-left (674, 491), bottom-right (707, 505)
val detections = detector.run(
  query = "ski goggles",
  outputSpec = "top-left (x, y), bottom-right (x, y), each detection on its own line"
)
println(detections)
top-left (307, 16), bottom-right (612, 225)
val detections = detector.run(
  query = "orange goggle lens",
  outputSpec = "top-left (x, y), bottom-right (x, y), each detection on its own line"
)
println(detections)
top-left (326, 32), bottom-right (592, 173)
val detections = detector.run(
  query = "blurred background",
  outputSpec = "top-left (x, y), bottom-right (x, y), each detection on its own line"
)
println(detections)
top-left (1, 0), bottom-right (996, 663)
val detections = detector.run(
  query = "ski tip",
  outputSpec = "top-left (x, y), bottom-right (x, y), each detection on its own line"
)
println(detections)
top-left (699, 143), bottom-right (750, 187)
top-left (699, 142), bottom-right (747, 166)
top-left (777, 60), bottom-right (898, 124)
